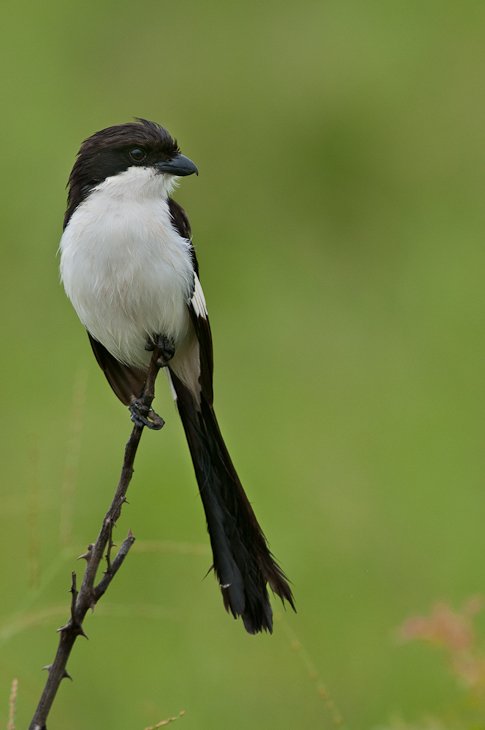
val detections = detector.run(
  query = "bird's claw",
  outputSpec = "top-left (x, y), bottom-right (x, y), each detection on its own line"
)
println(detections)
top-left (129, 400), bottom-right (165, 430)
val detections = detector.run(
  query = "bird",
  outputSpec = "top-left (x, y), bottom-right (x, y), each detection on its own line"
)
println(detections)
top-left (59, 118), bottom-right (294, 634)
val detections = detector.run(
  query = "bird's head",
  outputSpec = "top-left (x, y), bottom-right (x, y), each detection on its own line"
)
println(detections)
top-left (64, 119), bottom-right (197, 228)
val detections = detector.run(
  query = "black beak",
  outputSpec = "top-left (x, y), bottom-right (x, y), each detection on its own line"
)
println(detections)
top-left (155, 153), bottom-right (198, 177)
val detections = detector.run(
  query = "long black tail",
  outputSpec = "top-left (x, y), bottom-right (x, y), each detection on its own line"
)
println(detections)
top-left (168, 369), bottom-right (294, 634)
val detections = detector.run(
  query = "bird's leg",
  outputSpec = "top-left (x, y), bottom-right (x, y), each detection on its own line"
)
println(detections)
top-left (130, 336), bottom-right (175, 430)
top-left (145, 334), bottom-right (175, 368)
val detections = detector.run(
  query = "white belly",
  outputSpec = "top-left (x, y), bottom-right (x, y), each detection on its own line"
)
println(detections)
top-left (60, 171), bottom-right (195, 370)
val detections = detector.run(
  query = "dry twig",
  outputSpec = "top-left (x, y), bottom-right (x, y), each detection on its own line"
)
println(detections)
top-left (144, 711), bottom-right (186, 729)
top-left (7, 678), bottom-right (18, 730)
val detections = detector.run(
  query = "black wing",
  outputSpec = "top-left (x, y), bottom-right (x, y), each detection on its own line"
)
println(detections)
top-left (168, 197), bottom-right (214, 405)
top-left (88, 333), bottom-right (146, 406)
top-left (167, 197), bottom-right (198, 276)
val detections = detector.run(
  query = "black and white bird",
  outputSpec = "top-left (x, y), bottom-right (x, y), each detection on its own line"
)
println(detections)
top-left (60, 119), bottom-right (294, 634)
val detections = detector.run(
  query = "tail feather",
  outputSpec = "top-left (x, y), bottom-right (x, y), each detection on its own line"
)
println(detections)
top-left (168, 369), bottom-right (294, 634)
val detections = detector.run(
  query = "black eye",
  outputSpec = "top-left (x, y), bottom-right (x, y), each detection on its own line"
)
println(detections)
top-left (129, 148), bottom-right (146, 162)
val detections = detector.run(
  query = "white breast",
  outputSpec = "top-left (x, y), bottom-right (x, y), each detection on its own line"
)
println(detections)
top-left (60, 167), bottom-right (195, 370)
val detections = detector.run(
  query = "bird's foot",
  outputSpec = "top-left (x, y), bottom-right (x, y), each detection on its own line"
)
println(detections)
top-left (145, 334), bottom-right (175, 368)
top-left (129, 400), bottom-right (165, 430)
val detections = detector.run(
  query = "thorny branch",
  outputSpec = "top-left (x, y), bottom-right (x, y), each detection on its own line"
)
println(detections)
top-left (28, 349), bottom-right (162, 730)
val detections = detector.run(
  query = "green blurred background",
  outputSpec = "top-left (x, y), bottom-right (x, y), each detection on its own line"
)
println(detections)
top-left (2, 0), bottom-right (485, 727)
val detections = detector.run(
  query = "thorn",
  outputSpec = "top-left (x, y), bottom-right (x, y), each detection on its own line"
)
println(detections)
top-left (127, 528), bottom-right (134, 538)
top-left (77, 544), bottom-right (94, 562)
top-left (57, 619), bottom-right (88, 639)
top-left (43, 663), bottom-right (71, 680)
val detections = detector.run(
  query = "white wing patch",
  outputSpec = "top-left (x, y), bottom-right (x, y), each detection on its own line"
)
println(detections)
top-left (190, 273), bottom-right (208, 319)
top-left (165, 369), bottom-right (178, 402)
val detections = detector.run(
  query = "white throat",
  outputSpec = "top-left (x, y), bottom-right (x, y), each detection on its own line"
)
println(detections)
top-left (91, 164), bottom-right (179, 202)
